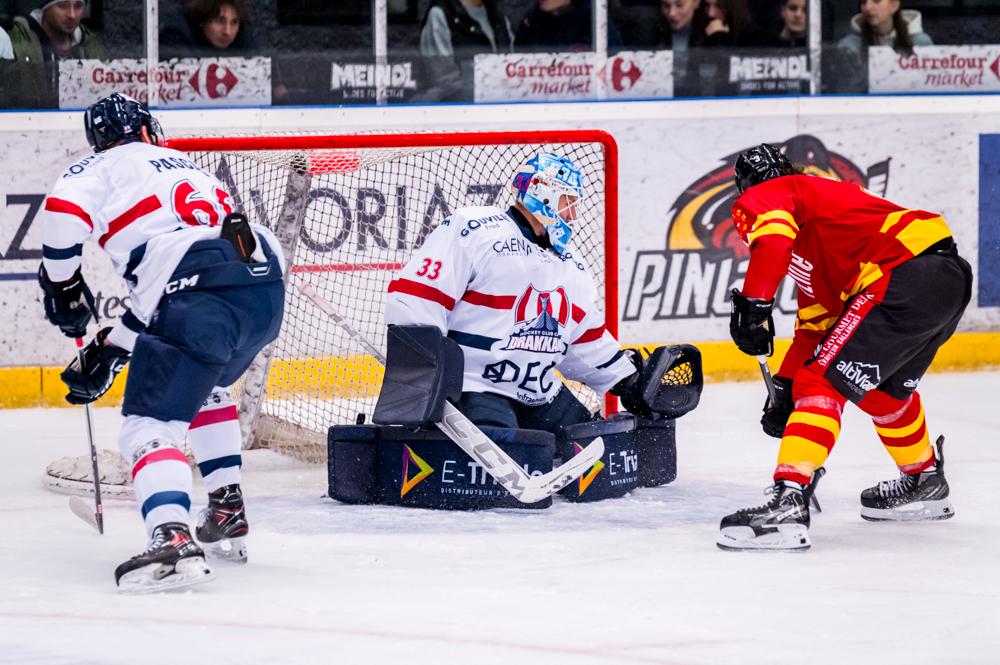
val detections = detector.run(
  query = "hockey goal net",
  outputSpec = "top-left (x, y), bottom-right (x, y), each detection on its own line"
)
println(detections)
top-left (44, 130), bottom-right (618, 492)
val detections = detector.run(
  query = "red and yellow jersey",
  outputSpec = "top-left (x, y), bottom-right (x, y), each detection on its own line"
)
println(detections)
top-left (732, 174), bottom-right (953, 376)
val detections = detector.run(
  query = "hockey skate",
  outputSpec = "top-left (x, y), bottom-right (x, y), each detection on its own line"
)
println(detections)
top-left (196, 484), bottom-right (249, 563)
top-left (115, 523), bottom-right (214, 594)
top-left (717, 484), bottom-right (809, 552)
top-left (860, 436), bottom-right (954, 522)
top-left (717, 467), bottom-right (825, 552)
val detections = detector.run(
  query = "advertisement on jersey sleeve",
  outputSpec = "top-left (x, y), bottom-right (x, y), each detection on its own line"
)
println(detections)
top-left (58, 57), bottom-right (272, 109)
top-left (868, 45), bottom-right (1000, 93)
top-left (474, 51), bottom-right (672, 102)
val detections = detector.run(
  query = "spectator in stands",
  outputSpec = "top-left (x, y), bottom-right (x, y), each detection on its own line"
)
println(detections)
top-left (515, 0), bottom-right (622, 53)
top-left (417, 0), bottom-right (513, 102)
top-left (656, 0), bottom-right (708, 51)
top-left (766, 0), bottom-right (807, 48)
top-left (7, 0), bottom-right (105, 107)
top-left (838, 0), bottom-right (932, 56)
top-left (0, 26), bottom-right (13, 59)
top-left (699, 0), bottom-right (758, 47)
top-left (159, 0), bottom-right (256, 59)
top-left (832, 0), bottom-right (931, 92)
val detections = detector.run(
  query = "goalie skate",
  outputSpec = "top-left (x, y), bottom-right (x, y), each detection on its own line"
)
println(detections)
top-left (115, 523), bottom-right (214, 594)
top-left (860, 436), bottom-right (955, 522)
top-left (196, 484), bottom-right (249, 563)
top-left (717, 480), bottom-right (811, 552)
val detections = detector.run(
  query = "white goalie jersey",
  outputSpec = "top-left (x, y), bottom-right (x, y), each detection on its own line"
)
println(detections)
top-left (385, 205), bottom-right (634, 407)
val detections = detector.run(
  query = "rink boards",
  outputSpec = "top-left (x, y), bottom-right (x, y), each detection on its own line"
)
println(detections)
top-left (2, 96), bottom-right (1000, 407)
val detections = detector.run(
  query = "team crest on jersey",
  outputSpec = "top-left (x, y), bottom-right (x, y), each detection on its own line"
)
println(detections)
top-left (502, 285), bottom-right (570, 354)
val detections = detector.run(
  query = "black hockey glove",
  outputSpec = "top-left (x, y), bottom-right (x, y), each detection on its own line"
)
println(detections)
top-left (61, 327), bottom-right (131, 405)
top-left (38, 265), bottom-right (98, 339)
top-left (761, 376), bottom-right (794, 438)
top-left (610, 350), bottom-right (652, 418)
top-left (729, 289), bottom-right (775, 357)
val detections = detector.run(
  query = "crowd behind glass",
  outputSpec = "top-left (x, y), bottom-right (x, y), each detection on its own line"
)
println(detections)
top-left (0, 0), bottom-right (995, 108)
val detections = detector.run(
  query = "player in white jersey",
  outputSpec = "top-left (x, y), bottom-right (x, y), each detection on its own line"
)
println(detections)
top-left (385, 152), bottom-right (652, 430)
top-left (37, 93), bottom-right (286, 593)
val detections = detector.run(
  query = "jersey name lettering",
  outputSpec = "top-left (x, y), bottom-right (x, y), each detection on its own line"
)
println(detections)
top-left (788, 252), bottom-right (815, 297)
top-left (149, 157), bottom-right (204, 173)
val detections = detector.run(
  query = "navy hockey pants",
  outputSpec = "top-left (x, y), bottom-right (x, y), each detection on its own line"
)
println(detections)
top-left (122, 246), bottom-right (285, 423)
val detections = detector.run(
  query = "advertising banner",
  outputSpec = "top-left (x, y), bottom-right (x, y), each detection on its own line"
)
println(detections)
top-left (58, 57), bottom-right (272, 108)
top-left (2, 100), bottom-right (998, 367)
top-left (979, 134), bottom-right (1000, 307)
top-left (868, 45), bottom-right (1000, 93)
top-left (474, 51), bottom-right (672, 102)
top-left (686, 49), bottom-right (810, 96)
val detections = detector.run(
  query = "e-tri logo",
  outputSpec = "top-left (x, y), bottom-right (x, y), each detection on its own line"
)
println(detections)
top-left (400, 445), bottom-right (434, 498)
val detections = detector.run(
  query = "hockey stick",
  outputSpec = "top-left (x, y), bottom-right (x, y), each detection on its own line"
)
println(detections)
top-left (69, 337), bottom-right (105, 534)
top-left (756, 355), bottom-right (777, 405)
top-left (297, 283), bottom-right (605, 504)
top-left (756, 354), bottom-right (822, 512)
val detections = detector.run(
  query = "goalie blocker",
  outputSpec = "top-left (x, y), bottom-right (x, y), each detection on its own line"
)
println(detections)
top-left (328, 329), bottom-right (702, 509)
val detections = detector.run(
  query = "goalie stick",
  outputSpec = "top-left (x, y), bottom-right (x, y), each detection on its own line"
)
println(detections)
top-left (296, 282), bottom-right (605, 504)
top-left (72, 337), bottom-right (105, 534)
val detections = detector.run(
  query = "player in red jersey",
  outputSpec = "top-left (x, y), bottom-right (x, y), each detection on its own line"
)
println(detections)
top-left (717, 143), bottom-right (972, 551)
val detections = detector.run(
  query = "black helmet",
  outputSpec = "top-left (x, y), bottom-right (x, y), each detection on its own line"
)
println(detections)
top-left (84, 93), bottom-right (163, 153)
top-left (733, 143), bottom-right (794, 195)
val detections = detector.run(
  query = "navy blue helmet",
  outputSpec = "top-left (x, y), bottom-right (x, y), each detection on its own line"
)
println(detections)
top-left (84, 93), bottom-right (163, 153)
top-left (733, 143), bottom-right (794, 195)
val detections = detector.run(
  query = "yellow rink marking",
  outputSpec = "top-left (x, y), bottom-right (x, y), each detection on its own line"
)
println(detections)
top-left (1, 332), bottom-right (997, 409)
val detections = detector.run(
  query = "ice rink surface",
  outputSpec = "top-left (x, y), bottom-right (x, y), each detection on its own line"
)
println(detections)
top-left (2, 372), bottom-right (998, 665)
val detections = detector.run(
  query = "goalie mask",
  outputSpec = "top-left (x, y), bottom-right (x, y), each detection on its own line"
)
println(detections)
top-left (512, 152), bottom-right (584, 255)
top-left (84, 93), bottom-right (164, 153)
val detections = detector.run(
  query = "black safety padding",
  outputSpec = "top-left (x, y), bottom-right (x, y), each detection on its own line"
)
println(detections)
top-left (372, 325), bottom-right (464, 426)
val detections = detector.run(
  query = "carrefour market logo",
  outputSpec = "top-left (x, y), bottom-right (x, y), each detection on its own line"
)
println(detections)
top-left (623, 134), bottom-right (890, 322)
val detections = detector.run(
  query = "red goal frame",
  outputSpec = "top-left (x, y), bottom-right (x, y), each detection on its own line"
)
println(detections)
top-left (166, 129), bottom-right (620, 413)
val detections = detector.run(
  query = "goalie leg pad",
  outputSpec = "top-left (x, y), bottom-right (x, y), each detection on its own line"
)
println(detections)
top-left (329, 425), bottom-right (554, 510)
top-left (558, 415), bottom-right (640, 502)
top-left (635, 417), bottom-right (677, 487)
top-left (372, 325), bottom-right (464, 426)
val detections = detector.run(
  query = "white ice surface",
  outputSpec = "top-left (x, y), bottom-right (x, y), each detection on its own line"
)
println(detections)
top-left (2, 373), bottom-right (999, 665)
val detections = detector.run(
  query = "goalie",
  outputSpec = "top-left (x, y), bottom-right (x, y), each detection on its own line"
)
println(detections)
top-left (379, 151), bottom-right (699, 437)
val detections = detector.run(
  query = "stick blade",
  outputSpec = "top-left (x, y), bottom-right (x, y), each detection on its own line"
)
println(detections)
top-left (69, 497), bottom-right (103, 534)
top-left (515, 437), bottom-right (606, 503)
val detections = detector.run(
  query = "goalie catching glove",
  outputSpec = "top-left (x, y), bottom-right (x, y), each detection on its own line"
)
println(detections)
top-left (38, 265), bottom-right (98, 339)
top-left (611, 344), bottom-right (703, 419)
top-left (61, 327), bottom-right (131, 405)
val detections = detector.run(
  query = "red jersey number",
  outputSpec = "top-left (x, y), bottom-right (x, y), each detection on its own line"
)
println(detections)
top-left (416, 258), bottom-right (442, 280)
top-left (172, 180), bottom-right (234, 227)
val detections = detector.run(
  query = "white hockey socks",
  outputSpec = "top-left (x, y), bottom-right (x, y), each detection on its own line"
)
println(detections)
top-left (118, 415), bottom-right (193, 538)
top-left (187, 387), bottom-right (243, 493)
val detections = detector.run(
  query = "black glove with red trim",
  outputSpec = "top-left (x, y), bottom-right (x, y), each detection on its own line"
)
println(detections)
top-left (61, 327), bottom-right (131, 405)
top-left (38, 265), bottom-right (97, 338)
